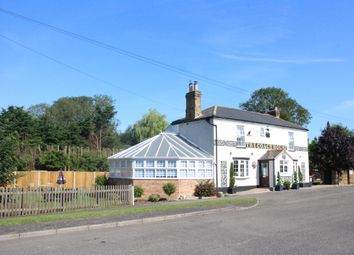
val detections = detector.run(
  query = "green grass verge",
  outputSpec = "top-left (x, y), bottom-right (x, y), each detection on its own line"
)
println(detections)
top-left (0, 197), bottom-right (256, 226)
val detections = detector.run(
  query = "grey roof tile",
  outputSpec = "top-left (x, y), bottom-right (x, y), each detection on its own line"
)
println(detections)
top-left (171, 106), bottom-right (308, 131)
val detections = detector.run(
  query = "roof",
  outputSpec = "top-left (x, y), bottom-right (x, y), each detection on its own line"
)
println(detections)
top-left (259, 150), bottom-right (283, 160)
top-left (259, 150), bottom-right (294, 161)
top-left (171, 106), bottom-right (308, 131)
top-left (108, 132), bottom-right (213, 160)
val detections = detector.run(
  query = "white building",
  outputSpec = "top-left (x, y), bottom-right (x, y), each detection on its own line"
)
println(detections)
top-left (168, 81), bottom-right (310, 191)
top-left (109, 81), bottom-right (310, 197)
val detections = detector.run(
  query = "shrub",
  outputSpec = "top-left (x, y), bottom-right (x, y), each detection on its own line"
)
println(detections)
top-left (229, 162), bottom-right (236, 188)
top-left (37, 151), bottom-right (68, 171)
top-left (194, 180), bottom-right (217, 198)
top-left (148, 194), bottom-right (160, 202)
top-left (293, 170), bottom-right (298, 184)
top-left (163, 182), bottom-right (176, 198)
top-left (283, 179), bottom-right (291, 190)
top-left (276, 172), bottom-right (282, 187)
top-left (95, 175), bottom-right (108, 186)
top-left (134, 185), bottom-right (144, 198)
top-left (298, 166), bottom-right (303, 183)
top-left (69, 152), bottom-right (109, 172)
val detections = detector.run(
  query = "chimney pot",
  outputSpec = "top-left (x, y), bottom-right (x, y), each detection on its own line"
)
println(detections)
top-left (268, 106), bottom-right (280, 118)
top-left (194, 81), bottom-right (199, 91)
top-left (188, 81), bottom-right (193, 92)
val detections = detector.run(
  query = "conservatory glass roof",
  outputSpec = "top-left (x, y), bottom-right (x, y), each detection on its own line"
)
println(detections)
top-left (109, 132), bottom-right (212, 160)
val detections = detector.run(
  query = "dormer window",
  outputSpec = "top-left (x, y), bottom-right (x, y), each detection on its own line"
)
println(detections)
top-left (236, 125), bottom-right (246, 147)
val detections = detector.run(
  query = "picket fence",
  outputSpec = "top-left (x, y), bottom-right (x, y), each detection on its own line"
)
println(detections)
top-left (0, 185), bottom-right (134, 218)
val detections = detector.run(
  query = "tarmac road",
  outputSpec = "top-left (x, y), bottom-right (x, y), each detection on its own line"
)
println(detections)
top-left (2, 185), bottom-right (354, 255)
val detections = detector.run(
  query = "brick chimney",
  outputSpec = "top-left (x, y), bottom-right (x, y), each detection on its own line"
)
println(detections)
top-left (268, 106), bottom-right (281, 118)
top-left (185, 81), bottom-right (202, 120)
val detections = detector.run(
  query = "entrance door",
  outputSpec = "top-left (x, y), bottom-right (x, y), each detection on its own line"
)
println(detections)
top-left (259, 162), bottom-right (269, 187)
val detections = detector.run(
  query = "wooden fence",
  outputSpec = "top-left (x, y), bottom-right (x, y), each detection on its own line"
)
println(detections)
top-left (11, 171), bottom-right (109, 189)
top-left (0, 185), bottom-right (134, 218)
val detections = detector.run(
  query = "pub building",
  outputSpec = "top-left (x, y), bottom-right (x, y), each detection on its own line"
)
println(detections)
top-left (109, 82), bottom-right (310, 198)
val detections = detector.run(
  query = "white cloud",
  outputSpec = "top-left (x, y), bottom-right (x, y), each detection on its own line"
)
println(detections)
top-left (220, 54), bottom-right (344, 64)
top-left (334, 99), bottom-right (354, 111)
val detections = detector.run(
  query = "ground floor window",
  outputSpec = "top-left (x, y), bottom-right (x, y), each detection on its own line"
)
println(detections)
top-left (280, 160), bottom-right (288, 173)
top-left (132, 159), bottom-right (213, 179)
top-left (234, 159), bottom-right (249, 177)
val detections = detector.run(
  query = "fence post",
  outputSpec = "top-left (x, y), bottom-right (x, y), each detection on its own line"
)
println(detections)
top-left (129, 185), bottom-right (134, 206)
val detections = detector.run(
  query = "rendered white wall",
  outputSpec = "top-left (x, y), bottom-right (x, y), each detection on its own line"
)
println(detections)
top-left (173, 117), bottom-right (310, 188)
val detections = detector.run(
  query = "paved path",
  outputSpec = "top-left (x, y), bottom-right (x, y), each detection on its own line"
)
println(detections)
top-left (1, 185), bottom-right (354, 255)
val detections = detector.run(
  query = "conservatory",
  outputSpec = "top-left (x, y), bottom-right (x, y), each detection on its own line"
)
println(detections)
top-left (108, 132), bottom-right (214, 199)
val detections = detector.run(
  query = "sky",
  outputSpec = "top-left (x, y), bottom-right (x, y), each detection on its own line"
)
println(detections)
top-left (0, 0), bottom-right (354, 140)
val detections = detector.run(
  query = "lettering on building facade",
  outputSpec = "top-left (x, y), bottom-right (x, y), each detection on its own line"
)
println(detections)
top-left (215, 140), bottom-right (309, 151)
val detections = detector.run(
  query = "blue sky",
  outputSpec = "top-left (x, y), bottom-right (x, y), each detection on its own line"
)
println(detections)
top-left (0, 0), bottom-right (353, 139)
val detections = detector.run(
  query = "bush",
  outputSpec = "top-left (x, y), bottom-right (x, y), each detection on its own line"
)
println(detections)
top-left (229, 162), bottom-right (235, 188)
top-left (134, 185), bottom-right (144, 198)
top-left (163, 182), bottom-right (176, 198)
top-left (148, 194), bottom-right (160, 202)
top-left (276, 172), bottom-right (282, 187)
top-left (37, 151), bottom-right (68, 171)
top-left (298, 166), bottom-right (303, 183)
top-left (69, 152), bottom-right (109, 172)
top-left (194, 180), bottom-right (217, 198)
top-left (283, 179), bottom-right (291, 190)
top-left (95, 175), bottom-right (108, 186)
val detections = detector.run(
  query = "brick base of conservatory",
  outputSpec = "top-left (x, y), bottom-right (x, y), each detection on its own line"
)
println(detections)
top-left (108, 178), bottom-right (212, 200)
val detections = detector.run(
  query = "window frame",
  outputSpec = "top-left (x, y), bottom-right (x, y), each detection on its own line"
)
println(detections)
top-left (288, 132), bottom-right (295, 151)
top-left (236, 125), bottom-right (246, 147)
top-left (233, 158), bottom-right (250, 178)
top-left (280, 160), bottom-right (288, 173)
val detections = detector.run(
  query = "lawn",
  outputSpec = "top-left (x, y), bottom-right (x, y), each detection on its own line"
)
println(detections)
top-left (0, 197), bottom-right (257, 226)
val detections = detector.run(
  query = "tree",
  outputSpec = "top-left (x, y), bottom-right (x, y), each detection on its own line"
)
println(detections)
top-left (43, 95), bottom-right (118, 148)
top-left (0, 106), bottom-right (40, 146)
top-left (27, 103), bottom-right (50, 117)
top-left (308, 138), bottom-right (319, 171)
top-left (239, 87), bottom-right (311, 126)
top-left (122, 109), bottom-right (168, 145)
top-left (312, 122), bottom-right (354, 184)
top-left (0, 130), bottom-right (18, 187)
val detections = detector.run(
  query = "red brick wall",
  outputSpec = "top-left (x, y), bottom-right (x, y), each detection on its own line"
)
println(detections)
top-left (109, 178), bottom-right (212, 200)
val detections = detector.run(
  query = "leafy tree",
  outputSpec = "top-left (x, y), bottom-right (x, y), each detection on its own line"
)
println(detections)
top-left (39, 95), bottom-right (118, 148)
top-left (122, 109), bottom-right (168, 145)
top-left (0, 130), bottom-right (18, 187)
top-left (239, 87), bottom-right (311, 126)
top-left (37, 151), bottom-right (68, 171)
top-left (27, 103), bottom-right (50, 117)
top-left (312, 122), bottom-right (354, 183)
top-left (0, 106), bottom-right (40, 146)
top-left (90, 95), bottom-right (118, 150)
top-left (308, 138), bottom-right (319, 170)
